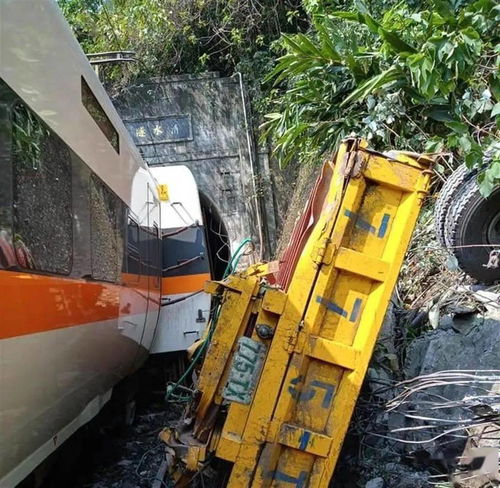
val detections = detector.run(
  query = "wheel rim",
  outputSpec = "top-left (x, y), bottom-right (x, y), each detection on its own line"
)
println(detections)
top-left (487, 211), bottom-right (500, 245)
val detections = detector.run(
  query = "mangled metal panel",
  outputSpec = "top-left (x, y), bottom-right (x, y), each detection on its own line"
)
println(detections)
top-left (162, 138), bottom-right (433, 487)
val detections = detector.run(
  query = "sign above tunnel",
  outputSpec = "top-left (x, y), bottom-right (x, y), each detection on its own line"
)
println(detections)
top-left (125, 114), bottom-right (192, 146)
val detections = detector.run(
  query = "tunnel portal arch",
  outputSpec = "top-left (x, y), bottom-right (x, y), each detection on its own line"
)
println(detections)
top-left (113, 72), bottom-right (278, 262)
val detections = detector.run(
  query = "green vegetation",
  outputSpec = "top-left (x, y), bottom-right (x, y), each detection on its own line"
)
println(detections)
top-left (58, 0), bottom-right (303, 91)
top-left (263, 0), bottom-right (500, 194)
top-left (59, 0), bottom-right (499, 193)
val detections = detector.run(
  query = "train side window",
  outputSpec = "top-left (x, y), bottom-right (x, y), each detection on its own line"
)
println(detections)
top-left (81, 76), bottom-right (119, 154)
top-left (11, 103), bottom-right (73, 274)
top-left (0, 80), bottom-right (15, 270)
top-left (125, 216), bottom-right (141, 285)
top-left (89, 175), bottom-right (125, 283)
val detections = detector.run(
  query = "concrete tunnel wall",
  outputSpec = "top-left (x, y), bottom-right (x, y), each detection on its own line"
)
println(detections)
top-left (113, 72), bottom-right (278, 262)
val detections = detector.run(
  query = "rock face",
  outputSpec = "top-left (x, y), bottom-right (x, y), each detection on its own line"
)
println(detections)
top-left (365, 477), bottom-right (384, 488)
top-left (405, 313), bottom-right (500, 377)
top-left (334, 308), bottom-right (500, 488)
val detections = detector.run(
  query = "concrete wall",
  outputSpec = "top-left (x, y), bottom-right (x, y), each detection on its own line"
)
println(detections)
top-left (113, 72), bottom-right (276, 258)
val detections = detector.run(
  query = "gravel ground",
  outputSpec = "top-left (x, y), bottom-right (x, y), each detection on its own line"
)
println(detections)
top-left (73, 397), bottom-right (183, 488)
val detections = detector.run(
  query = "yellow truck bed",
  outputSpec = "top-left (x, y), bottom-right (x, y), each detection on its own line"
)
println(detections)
top-left (161, 138), bottom-right (433, 487)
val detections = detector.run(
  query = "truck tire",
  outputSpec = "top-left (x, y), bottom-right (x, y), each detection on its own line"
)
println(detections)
top-left (444, 177), bottom-right (500, 284)
top-left (434, 164), bottom-right (476, 247)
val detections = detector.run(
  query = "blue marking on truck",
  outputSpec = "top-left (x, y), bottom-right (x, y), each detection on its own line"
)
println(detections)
top-left (298, 431), bottom-right (312, 451)
top-left (377, 213), bottom-right (391, 238)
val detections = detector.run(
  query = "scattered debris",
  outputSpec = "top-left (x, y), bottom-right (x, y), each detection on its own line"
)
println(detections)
top-left (336, 296), bottom-right (500, 487)
top-left (484, 250), bottom-right (500, 270)
top-left (365, 477), bottom-right (384, 488)
top-left (70, 394), bottom-right (183, 488)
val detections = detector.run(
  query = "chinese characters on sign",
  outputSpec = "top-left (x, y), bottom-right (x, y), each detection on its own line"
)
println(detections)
top-left (135, 126), bottom-right (146, 139)
top-left (126, 115), bottom-right (192, 146)
top-left (152, 124), bottom-right (163, 137)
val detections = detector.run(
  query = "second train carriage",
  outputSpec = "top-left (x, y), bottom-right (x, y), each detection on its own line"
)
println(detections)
top-left (0, 0), bottom-right (219, 485)
top-left (150, 166), bottom-right (213, 353)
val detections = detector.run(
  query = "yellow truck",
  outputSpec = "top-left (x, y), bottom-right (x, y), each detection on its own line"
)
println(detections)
top-left (160, 138), bottom-right (434, 487)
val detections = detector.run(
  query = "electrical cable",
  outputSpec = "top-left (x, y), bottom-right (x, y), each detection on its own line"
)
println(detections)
top-left (164, 303), bottom-right (220, 402)
top-left (223, 238), bottom-right (252, 279)
top-left (164, 238), bottom-right (252, 402)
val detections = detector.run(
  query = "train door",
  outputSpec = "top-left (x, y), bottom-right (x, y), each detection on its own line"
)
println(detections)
top-left (118, 211), bottom-right (147, 354)
top-left (140, 184), bottom-right (161, 351)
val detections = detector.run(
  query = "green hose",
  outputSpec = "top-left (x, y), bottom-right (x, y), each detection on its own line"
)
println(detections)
top-left (223, 237), bottom-right (252, 279)
top-left (164, 306), bottom-right (219, 402)
top-left (165, 238), bottom-right (252, 403)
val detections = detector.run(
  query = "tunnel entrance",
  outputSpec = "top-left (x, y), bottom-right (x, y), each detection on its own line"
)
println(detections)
top-left (199, 191), bottom-right (230, 280)
top-left (113, 73), bottom-right (279, 260)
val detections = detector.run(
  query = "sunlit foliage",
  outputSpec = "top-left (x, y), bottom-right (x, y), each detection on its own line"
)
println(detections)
top-left (263, 0), bottom-right (499, 194)
top-left (58, 0), bottom-right (304, 87)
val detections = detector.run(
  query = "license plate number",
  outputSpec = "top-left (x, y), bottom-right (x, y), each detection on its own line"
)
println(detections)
top-left (222, 337), bottom-right (266, 405)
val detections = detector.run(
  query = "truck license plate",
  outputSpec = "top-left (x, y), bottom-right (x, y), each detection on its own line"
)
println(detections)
top-left (222, 337), bottom-right (266, 405)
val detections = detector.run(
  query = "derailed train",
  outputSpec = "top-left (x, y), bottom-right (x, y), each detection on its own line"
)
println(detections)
top-left (0, 1), bottom-right (222, 486)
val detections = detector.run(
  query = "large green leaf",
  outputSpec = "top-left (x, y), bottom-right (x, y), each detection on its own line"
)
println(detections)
top-left (445, 120), bottom-right (468, 133)
top-left (379, 28), bottom-right (416, 54)
top-left (316, 24), bottom-right (342, 62)
top-left (330, 11), bottom-right (363, 21)
top-left (340, 66), bottom-right (402, 107)
top-left (491, 102), bottom-right (500, 116)
top-left (329, 11), bottom-right (380, 34)
top-left (425, 105), bottom-right (454, 122)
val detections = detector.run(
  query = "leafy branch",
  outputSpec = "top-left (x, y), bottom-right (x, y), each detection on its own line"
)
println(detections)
top-left (263, 0), bottom-right (500, 195)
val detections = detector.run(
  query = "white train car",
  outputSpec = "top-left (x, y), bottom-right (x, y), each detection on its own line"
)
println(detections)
top-left (150, 166), bottom-right (212, 353)
top-left (0, 1), bottom-right (201, 485)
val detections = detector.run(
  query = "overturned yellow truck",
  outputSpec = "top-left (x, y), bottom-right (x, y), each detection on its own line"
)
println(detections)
top-left (161, 138), bottom-right (434, 487)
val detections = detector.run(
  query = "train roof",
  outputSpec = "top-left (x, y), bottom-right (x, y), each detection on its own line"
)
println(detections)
top-left (0, 0), bottom-right (154, 205)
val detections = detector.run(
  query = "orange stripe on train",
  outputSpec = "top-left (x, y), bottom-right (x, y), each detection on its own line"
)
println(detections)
top-left (0, 271), bottom-right (159, 340)
top-left (162, 273), bottom-right (211, 295)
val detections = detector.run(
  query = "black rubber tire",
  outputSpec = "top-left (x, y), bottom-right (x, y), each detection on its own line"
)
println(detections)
top-left (434, 164), bottom-right (476, 247)
top-left (445, 178), bottom-right (500, 284)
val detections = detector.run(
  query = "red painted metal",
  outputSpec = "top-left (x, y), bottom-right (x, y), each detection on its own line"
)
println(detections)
top-left (276, 161), bottom-right (333, 290)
